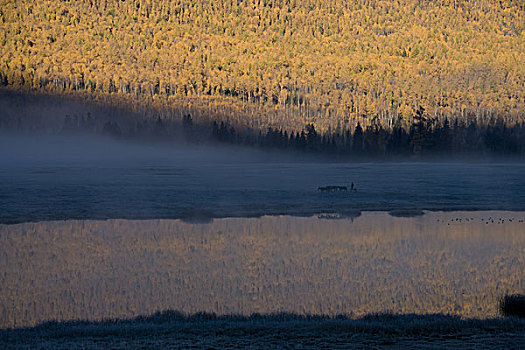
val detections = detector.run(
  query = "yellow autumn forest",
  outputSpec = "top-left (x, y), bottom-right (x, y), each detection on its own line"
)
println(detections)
top-left (1, 0), bottom-right (524, 138)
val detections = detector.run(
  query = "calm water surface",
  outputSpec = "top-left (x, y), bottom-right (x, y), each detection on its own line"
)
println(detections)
top-left (1, 212), bottom-right (524, 328)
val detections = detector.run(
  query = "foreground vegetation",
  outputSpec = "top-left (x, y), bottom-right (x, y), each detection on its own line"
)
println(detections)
top-left (2, 312), bottom-right (524, 348)
top-left (500, 294), bottom-right (525, 318)
top-left (1, 0), bottom-right (524, 156)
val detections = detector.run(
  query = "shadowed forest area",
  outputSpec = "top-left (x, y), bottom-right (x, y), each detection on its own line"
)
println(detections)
top-left (1, 89), bottom-right (524, 158)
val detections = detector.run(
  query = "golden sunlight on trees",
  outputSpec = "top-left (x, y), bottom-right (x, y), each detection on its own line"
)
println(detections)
top-left (0, 0), bottom-right (524, 136)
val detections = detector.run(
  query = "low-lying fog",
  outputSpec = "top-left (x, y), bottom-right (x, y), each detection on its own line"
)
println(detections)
top-left (1, 132), bottom-right (525, 223)
top-left (0, 132), bottom-right (279, 167)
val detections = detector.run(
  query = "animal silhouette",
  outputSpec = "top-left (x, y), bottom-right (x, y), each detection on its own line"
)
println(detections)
top-left (318, 185), bottom-right (348, 192)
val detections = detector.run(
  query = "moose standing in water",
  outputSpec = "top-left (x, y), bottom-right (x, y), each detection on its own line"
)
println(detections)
top-left (318, 182), bottom-right (357, 192)
top-left (318, 185), bottom-right (348, 192)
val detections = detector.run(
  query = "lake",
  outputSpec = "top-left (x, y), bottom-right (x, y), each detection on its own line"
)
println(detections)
top-left (1, 212), bottom-right (524, 329)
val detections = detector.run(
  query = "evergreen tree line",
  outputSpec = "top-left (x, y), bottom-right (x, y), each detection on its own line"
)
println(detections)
top-left (1, 90), bottom-right (523, 158)
top-left (210, 112), bottom-right (525, 158)
top-left (54, 109), bottom-right (525, 157)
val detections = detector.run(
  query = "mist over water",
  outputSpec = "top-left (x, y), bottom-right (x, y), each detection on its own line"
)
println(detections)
top-left (1, 133), bottom-right (525, 224)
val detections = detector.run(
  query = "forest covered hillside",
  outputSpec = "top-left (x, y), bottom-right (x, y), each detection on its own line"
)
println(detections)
top-left (1, 0), bottom-right (524, 155)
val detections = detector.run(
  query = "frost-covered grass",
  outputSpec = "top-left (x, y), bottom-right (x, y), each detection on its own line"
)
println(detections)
top-left (2, 312), bottom-right (525, 349)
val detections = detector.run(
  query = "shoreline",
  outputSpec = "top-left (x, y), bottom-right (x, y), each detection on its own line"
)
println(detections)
top-left (2, 209), bottom-right (525, 225)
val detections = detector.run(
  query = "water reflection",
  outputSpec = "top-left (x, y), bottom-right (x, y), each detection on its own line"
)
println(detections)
top-left (0, 211), bottom-right (524, 328)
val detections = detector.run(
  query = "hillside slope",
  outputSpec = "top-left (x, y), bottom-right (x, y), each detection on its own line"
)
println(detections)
top-left (1, 0), bottom-right (524, 134)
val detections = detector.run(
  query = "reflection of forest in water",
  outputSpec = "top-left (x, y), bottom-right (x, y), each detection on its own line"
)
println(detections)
top-left (1, 211), bottom-right (524, 328)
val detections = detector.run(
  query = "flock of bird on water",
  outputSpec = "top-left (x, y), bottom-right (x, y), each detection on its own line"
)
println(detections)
top-left (316, 185), bottom-right (525, 226)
